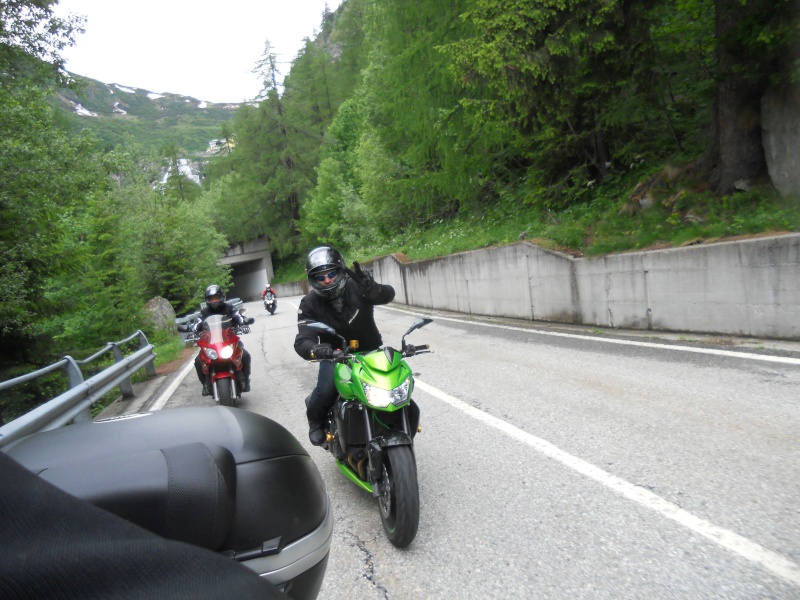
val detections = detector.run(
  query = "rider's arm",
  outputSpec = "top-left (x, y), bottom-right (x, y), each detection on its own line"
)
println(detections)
top-left (222, 303), bottom-right (245, 325)
top-left (294, 297), bottom-right (324, 360)
top-left (294, 322), bottom-right (320, 360)
top-left (368, 282), bottom-right (395, 305)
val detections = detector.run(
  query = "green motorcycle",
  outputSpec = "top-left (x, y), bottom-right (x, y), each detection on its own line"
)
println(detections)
top-left (307, 318), bottom-right (432, 548)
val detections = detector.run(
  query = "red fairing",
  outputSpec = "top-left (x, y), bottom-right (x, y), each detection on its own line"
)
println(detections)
top-left (197, 315), bottom-right (244, 382)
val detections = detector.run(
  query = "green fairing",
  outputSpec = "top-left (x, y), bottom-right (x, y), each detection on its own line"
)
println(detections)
top-left (334, 349), bottom-right (413, 412)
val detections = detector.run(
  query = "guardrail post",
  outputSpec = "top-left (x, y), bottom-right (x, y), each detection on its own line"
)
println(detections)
top-left (111, 343), bottom-right (135, 399)
top-left (137, 331), bottom-right (157, 377)
top-left (64, 356), bottom-right (84, 389)
top-left (64, 356), bottom-right (91, 423)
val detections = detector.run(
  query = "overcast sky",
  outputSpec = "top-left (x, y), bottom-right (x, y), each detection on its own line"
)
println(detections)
top-left (53, 0), bottom-right (344, 103)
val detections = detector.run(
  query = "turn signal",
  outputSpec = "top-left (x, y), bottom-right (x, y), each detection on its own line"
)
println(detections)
top-left (326, 431), bottom-right (335, 442)
top-left (417, 426), bottom-right (422, 433)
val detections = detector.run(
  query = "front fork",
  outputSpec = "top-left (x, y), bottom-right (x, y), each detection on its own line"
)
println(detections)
top-left (365, 406), bottom-right (414, 498)
top-left (207, 367), bottom-right (238, 398)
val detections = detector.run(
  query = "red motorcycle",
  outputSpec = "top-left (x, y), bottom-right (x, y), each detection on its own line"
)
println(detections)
top-left (196, 314), bottom-right (248, 407)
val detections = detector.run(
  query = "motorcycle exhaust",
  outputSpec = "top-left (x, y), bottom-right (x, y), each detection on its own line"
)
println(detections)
top-left (347, 448), bottom-right (368, 480)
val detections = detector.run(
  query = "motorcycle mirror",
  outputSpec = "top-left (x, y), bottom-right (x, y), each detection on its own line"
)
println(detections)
top-left (404, 317), bottom-right (433, 336)
top-left (306, 321), bottom-right (346, 344)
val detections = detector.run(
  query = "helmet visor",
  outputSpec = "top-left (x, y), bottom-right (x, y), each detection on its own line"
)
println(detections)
top-left (312, 268), bottom-right (341, 283)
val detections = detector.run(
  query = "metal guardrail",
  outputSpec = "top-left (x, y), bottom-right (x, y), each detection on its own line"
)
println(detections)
top-left (0, 330), bottom-right (156, 449)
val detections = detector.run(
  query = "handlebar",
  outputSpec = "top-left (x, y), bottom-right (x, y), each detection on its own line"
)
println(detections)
top-left (309, 344), bottom-right (431, 363)
top-left (403, 343), bottom-right (430, 357)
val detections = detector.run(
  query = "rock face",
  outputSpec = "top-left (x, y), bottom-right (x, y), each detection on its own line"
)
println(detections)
top-left (762, 82), bottom-right (800, 198)
top-left (144, 297), bottom-right (177, 334)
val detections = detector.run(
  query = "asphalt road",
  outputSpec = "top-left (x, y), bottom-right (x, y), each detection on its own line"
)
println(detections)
top-left (154, 297), bottom-right (800, 599)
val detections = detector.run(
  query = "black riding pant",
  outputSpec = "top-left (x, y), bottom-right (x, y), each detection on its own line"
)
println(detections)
top-left (305, 361), bottom-right (336, 425)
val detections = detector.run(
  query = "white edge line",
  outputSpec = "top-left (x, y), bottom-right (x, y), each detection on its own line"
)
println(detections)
top-left (383, 306), bottom-right (800, 366)
top-left (414, 378), bottom-right (800, 587)
top-left (149, 351), bottom-right (198, 411)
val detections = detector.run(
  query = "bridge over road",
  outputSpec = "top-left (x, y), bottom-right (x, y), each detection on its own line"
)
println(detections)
top-left (220, 235), bottom-right (274, 301)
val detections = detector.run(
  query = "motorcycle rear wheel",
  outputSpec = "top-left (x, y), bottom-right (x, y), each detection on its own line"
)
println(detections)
top-left (377, 445), bottom-right (419, 548)
top-left (217, 379), bottom-right (235, 407)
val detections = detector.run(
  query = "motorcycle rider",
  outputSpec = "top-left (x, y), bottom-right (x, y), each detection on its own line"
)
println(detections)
top-left (294, 246), bottom-right (395, 445)
top-left (192, 284), bottom-right (252, 395)
top-left (261, 283), bottom-right (277, 300)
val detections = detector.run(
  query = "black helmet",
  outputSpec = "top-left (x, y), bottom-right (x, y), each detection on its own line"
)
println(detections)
top-left (204, 284), bottom-right (225, 310)
top-left (306, 246), bottom-right (347, 300)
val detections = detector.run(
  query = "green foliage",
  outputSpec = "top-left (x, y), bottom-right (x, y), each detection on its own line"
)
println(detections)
top-left (715, 0), bottom-right (800, 86)
top-left (200, 2), bottom-right (369, 256)
top-left (445, 0), bottom-right (666, 202)
top-left (237, 0), bottom-right (798, 281)
top-left (0, 82), bottom-right (103, 359)
top-left (0, 0), bottom-right (84, 87)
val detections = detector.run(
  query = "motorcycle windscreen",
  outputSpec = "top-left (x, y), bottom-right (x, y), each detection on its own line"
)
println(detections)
top-left (202, 314), bottom-right (235, 344)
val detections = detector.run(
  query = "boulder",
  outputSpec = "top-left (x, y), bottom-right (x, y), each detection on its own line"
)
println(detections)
top-left (144, 297), bottom-right (177, 334)
top-left (762, 82), bottom-right (800, 198)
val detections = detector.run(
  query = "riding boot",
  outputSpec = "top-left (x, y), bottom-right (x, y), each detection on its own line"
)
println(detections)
top-left (308, 419), bottom-right (325, 446)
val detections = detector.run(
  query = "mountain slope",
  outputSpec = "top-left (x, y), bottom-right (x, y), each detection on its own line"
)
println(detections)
top-left (52, 75), bottom-right (240, 155)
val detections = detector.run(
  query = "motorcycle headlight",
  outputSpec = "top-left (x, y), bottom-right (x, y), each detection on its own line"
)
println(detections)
top-left (203, 348), bottom-right (218, 360)
top-left (362, 379), bottom-right (410, 408)
top-left (220, 345), bottom-right (234, 360)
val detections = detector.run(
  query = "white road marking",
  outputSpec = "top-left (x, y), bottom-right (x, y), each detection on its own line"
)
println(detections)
top-left (149, 351), bottom-right (197, 411)
top-left (384, 306), bottom-right (800, 366)
top-left (414, 378), bottom-right (800, 587)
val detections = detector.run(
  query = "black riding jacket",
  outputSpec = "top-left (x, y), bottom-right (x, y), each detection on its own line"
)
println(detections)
top-left (294, 278), bottom-right (395, 360)
top-left (192, 301), bottom-right (245, 331)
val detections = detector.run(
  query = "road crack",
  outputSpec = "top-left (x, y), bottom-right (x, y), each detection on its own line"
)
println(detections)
top-left (344, 530), bottom-right (389, 599)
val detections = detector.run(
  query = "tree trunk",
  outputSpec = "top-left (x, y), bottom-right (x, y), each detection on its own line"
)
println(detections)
top-left (713, 0), bottom-right (768, 195)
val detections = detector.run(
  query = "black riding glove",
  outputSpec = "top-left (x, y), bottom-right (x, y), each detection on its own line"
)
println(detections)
top-left (348, 261), bottom-right (380, 300)
top-left (310, 343), bottom-right (334, 360)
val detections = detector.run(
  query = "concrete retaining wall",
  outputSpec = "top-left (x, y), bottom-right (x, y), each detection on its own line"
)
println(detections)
top-left (370, 234), bottom-right (800, 340)
top-left (273, 280), bottom-right (307, 298)
top-left (277, 234), bottom-right (800, 340)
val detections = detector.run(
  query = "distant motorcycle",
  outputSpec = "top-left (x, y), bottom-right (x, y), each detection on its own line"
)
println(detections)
top-left (194, 313), bottom-right (252, 407)
top-left (263, 291), bottom-right (277, 315)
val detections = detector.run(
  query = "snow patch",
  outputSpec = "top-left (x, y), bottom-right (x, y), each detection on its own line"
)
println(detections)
top-left (113, 102), bottom-right (127, 115)
top-left (147, 92), bottom-right (165, 100)
top-left (197, 101), bottom-right (208, 109)
top-left (73, 102), bottom-right (97, 117)
top-left (114, 84), bottom-right (136, 94)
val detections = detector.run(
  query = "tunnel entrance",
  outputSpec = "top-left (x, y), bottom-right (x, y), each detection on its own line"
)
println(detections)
top-left (220, 236), bottom-right (274, 301)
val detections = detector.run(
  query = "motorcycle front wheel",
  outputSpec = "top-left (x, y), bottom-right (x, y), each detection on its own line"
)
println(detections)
top-left (217, 378), bottom-right (235, 407)
top-left (378, 445), bottom-right (419, 548)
